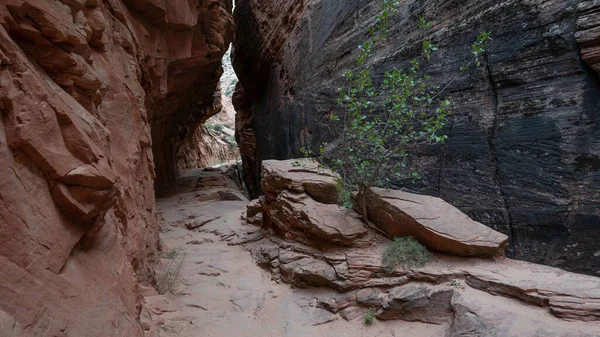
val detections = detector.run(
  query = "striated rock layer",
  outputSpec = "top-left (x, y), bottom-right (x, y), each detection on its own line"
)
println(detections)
top-left (239, 160), bottom-right (600, 336)
top-left (0, 0), bottom-right (232, 336)
top-left (233, 0), bottom-right (600, 275)
top-left (176, 94), bottom-right (239, 172)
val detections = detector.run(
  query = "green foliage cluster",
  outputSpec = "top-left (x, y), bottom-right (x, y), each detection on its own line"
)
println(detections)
top-left (335, 180), bottom-right (354, 209)
top-left (382, 237), bottom-right (432, 273)
top-left (300, 1), bottom-right (491, 222)
top-left (363, 307), bottom-right (377, 325)
top-left (205, 122), bottom-right (238, 148)
top-left (206, 122), bottom-right (225, 133)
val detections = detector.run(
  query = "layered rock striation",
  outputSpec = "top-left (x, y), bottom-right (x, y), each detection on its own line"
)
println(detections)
top-left (240, 159), bottom-right (600, 336)
top-left (232, 0), bottom-right (600, 275)
top-left (0, 0), bottom-right (233, 336)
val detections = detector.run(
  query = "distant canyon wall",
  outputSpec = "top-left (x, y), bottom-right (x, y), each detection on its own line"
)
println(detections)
top-left (232, 0), bottom-right (600, 275)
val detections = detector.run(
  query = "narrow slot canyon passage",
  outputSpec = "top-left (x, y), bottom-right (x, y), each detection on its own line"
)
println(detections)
top-left (150, 168), bottom-right (447, 336)
top-left (1, 0), bottom-right (600, 336)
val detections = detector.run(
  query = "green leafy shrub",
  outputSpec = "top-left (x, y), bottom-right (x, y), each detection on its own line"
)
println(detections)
top-left (363, 307), bottom-right (377, 325)
top-left (222, 134), bottom-right (238, 147)
top-left (335, 180), bottom-right (354, 209)
top-left (299, 0), bottom-right (491, 223)
top-left (382, 237), bottom-right (432, 273)
top-left (158, 249), bottom-right (186, 294)
top-left (205, 122), bottom-right (225, 133)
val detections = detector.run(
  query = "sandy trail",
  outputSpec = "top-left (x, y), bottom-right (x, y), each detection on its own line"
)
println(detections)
top-left (146, 168), bottom-right (446, 337)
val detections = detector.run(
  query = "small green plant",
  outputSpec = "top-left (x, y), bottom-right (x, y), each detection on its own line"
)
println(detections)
top-left (335, 180), bottom-right (354, 209)
top-left (363, 307), bottom-right (377, 325)
top-left (222, 134), bottom-right (237, 147)
top-left (450, 279), bottom-right (465, 289)
top-left (205, 122), bottom-right (225, 134)
top-left (382, 237), bottom-right (432, 273)
top-left (166, 248), bottom-right (178, 259)
top-left (158, 249), bottom-right (186, 294)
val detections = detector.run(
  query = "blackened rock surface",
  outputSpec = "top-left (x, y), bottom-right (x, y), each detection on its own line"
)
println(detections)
top-left (232, 0), bottom-right (600, 275)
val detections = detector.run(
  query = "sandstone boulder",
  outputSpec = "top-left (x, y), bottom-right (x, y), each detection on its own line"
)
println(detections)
top-left (261, 159), bottom-right (339, 204)
top-left (378, 283), bottom-right (454, 324)
top-left (367, 188), bottom-right (508, 258)
top-left (264, 191), bottom-right (368, 247)
top-left (246, 198), bottom-right (262, 218)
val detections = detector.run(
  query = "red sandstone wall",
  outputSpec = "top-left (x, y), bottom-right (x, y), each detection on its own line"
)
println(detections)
top-left (0, 0), bottom-right (232, 335)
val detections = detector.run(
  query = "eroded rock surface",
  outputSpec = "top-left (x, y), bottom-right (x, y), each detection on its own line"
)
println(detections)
top-left (149, 168), bottom-right (448, 337)
top-left (241, 160), bottom-right (600, 336)
top-left (0, 0), bottom-right (233, 336)
top-left (260, 159), bottom-right (370, 247)
top-left (367, 188), bottom-right (508, 257)
top-left (233, 0), bottom-right (600, 275)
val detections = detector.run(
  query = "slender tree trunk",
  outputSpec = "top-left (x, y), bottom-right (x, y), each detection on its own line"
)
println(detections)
top-left (357, 183), bottom-right (369, 224)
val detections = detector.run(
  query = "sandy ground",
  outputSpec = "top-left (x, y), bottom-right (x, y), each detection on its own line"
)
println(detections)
top-left (147, 168), bottom-right (446, 337)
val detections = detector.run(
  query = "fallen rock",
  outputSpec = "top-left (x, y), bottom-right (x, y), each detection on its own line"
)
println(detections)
top-left (367, 188), bottom-right (508, 258)
top-left (261, 159), bottom-right (339, 204)
top-left (280, 255), bottom-right (339, 289)
top-left (264, 191), bottom-right (368, 247)
top-left (246, 198), bottom-right (262, 218)
top-left (356, 288), bottom-right (386, 307)
top-left (378, 283), bottom-right (454, 324)
top-left (316, 292), bottom-right (356, 313)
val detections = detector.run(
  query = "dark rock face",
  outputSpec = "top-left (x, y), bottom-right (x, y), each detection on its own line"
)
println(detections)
top-left (233, 0), bottom-right (600, 275)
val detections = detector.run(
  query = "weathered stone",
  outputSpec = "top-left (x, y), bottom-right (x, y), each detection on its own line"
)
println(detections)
top-left (366, 188), bottom-right (508, 258)
top-left (576, 1), bottom-right (600, 72)
top-left (378, 283), bottom-right (454, 324)
top-left (264, 191), bottom-right (368, 247)
top-left (449, 289), bottom-right (599, 337)
top-left (316, 292), bottom-right (356, 313)
top-left (233, 83), bottom-right (259, 199)
top-left (280, 256), bottom-right (339, 289)
top-left (356, 288), bottom-right (386, 307)
top-left (246, 199), bottom-right (262, 218)
top-left (262, 159), bottom-right (339, 204)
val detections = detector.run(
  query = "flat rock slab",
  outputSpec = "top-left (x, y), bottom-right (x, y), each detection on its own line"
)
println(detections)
top-left (367, 188), bottom-right (508, 258)
top-left (264, 191), bottom-right (368, 247)
top-left (262, 159), bottom-right (339, 204)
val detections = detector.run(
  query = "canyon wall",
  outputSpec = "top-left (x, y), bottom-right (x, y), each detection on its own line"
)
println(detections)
top-left (0, 0), bottom-right (232, 336)
top-left (232, 0), bottom-right (600, 275)
top-left (176, 92), bottom-right (239, 171)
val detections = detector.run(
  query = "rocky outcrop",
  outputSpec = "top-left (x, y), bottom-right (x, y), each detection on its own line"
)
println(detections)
top-left (0, 0), bottom-right (232, 336)
top-left (239, 160), bottom-right (600, 336)
top-left (262, 159), bottom-right (339, 204)
top-left (176, 124), bottom-right (238, 172)
top-left (233, 0), bottom-right (600, 275)
top-left (366, 188), bottom-right (508, 257)
top-left (260, 159), bottom-right (369, 247)
top-left (176, 94), bottom-right (239, 172)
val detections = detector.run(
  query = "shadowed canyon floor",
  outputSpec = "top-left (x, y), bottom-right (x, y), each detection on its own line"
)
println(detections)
top-left (147, 169), bottom-right (446, 336)
top-left (145, 167), bottom-right (600, 337)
